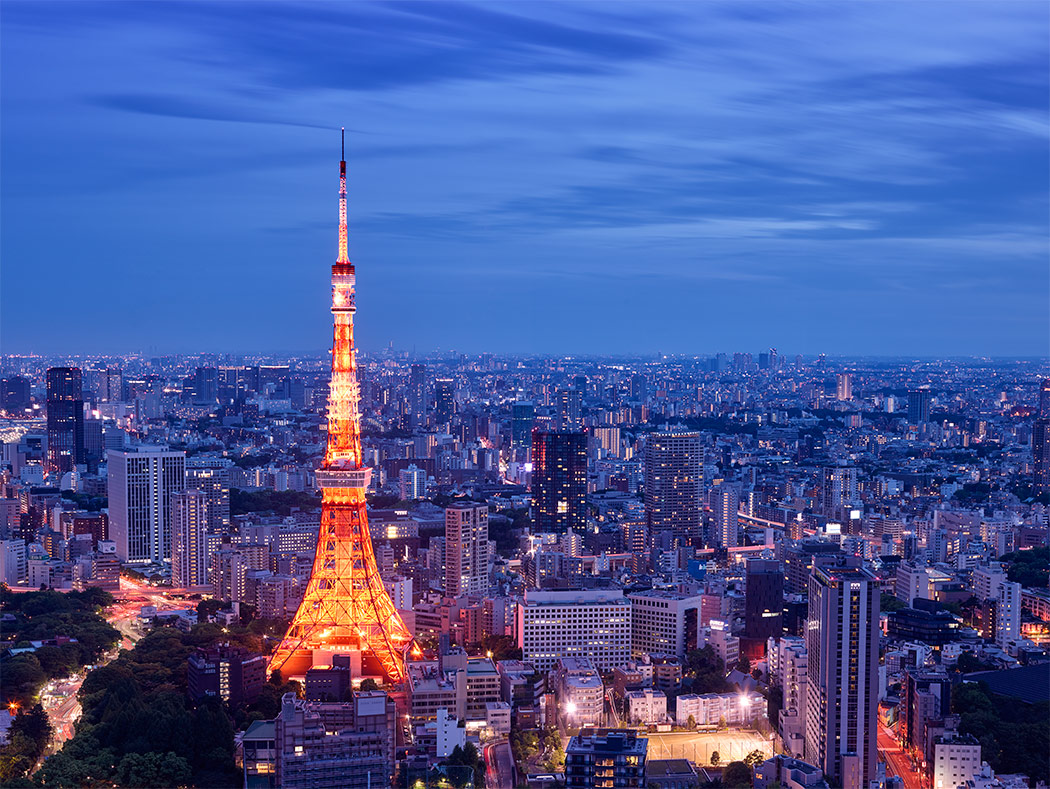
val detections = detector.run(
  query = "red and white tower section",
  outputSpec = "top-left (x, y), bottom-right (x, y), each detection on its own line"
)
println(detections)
top-left (268, 132), bottom-right (414, 682)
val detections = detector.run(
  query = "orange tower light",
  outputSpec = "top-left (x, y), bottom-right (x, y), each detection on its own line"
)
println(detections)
top-left (268, 130), bottom-right (413, 682)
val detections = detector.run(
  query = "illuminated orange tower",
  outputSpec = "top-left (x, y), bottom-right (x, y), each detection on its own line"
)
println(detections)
top-left (268, 130), bottom-right (413, 682)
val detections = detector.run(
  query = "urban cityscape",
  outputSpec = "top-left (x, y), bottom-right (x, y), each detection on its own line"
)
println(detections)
top-left (2, 3), bottom-right (1048, 789)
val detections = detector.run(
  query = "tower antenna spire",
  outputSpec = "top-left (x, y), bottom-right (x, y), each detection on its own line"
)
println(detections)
top-left (341, 126), bottom-right (345, 161)
top-left (337, 128), bottom-right (349, 264)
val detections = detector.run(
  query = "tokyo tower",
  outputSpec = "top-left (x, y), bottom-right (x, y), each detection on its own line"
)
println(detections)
top-left (268, 131), bottom-right (414, 682)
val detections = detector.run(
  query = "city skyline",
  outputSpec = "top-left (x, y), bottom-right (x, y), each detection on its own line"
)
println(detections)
top-left (3, 1), bottom-right (1048, 357)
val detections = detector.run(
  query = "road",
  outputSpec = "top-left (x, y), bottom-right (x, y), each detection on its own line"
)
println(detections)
top-left (878, 724), bottom-right (923, 789)
top-left (645, 729), bottom-right (774, 765)
top-left (39, 577), bottom-right (184, 757)
top-left (484, 740), bottom-right (515, 789)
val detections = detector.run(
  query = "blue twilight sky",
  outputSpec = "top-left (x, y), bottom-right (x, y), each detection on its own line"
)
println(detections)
top-left (1, 1), bottom-right (1047, 357)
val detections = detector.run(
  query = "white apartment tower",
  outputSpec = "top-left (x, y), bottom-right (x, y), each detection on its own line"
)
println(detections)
top-left (107, 447), bottom-right (185, 563)
top-left (445, 502), bottom-right (490, 597)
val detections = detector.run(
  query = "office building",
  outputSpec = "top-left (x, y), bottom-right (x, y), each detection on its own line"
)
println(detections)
top-left (754, 755), bottom-right (829, 789)
top-left (433, 378), bottom-right (454, 423)
top-left (805, 565), bottom-right (879, 788)
top-left (531, 430), bottom-right (587, 534)
top-left (553, 657), bottom-right (604, 727)
top-left (565, 729), bottom-right (647, 789)
top-left (644, 431), bottom-right (704, 546)
top-left (836, 374), bottom-right (852, 401)
top-left (518, 588), bottom-right (631, 671)
top-left (908, 388), bottom-right (931, 424)
top-left (107, 446), bottom-right (186, 563)
top-left (511, 401), bottom-right (535, 448)
top-left (820, 467), bottom-right (857, 519)
top-left (1, 376), bottom-right (31, 413)
top-left (187, 642), bottom-right (266, 704)
top-left (710, 484), bottom-right (740, 549)
top-left (557, 387), bottom-right (583, 430)
top-left (0, 539), bottom-right (27, 585)
top-left (409, 363), bottom-right (427, 423)
top-left (769, 636), bottom-right (809, 758)
top-left (628, 589), bottom-right (701, 658)
top-left (171, 489), bottom-right (208, 588)
top-left (445, 501), bottom-right (489, 597)
top-left (745, 559), bottom-right (783, 643)
top-left (900, 668), bottom-right (951, 753)
top-left (185, 456), bottom-right (232, 533)
top-left (46, 367), bottom-right (85, 475)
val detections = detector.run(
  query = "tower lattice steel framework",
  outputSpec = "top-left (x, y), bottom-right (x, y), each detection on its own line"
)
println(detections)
top-left (268, 131), bottom-right (414, 682)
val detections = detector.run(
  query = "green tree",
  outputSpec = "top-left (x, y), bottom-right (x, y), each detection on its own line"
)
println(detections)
top-left (360, 678), bottom-right (380, 692)
top-left (115, 751), bottom-right (192, 788)
top-left (710, 751), bottom-right (720, 766)
top-left (743, 750), bottom-right (765, 768)
top-left (686, 714), bottom-right (696, 730)
top-left (722, 761), bottom-right (752, 788)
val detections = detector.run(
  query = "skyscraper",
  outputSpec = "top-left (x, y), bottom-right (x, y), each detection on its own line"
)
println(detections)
top-left (644, 431), bottom-right (703, 546)
top-left (744, 558), bottom-right (783, 642)
top-left (433, 378), bottom-right (454, 422)
top-left (710, 484), bottom-right (740, 549)
top-left (1034, 418), bottom-right (1050, 494)
top-left (836, 373), bottom-right (852, 401)
top-left (269, 133), bottom-right (413, 682)
top-left (171, 489), bottom-right (208, 587)
top-left (556, 387), bottom-right (583, 430)
top-left (107, 446), bottom-right (186, 563)
top-left (445, 502), bottom-right (490, 597)
top-left (531, 430), bottom-right (587, 533)
top-left (511, 401), bottom-right (535, 448)
top-left (46, 367), bottom-right (85, 475)
top-left (1, 376), bottom-right (31, 413)
top-left (805, 564), bottom-right (879, 788)
top-left (907, 387), bottom-right (931, 424)
top-left (1039, 378), bottom-right (1050, 418)
top-left (821, 466), bottom-right (858, 519)
top-left (186, 456), bottom-right (232, 533)
top-left (409, 363), bottom-right (427, 424)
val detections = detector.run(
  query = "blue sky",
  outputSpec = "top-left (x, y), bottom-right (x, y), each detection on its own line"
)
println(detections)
top-left (2, 1), bottom-right (1047, 356)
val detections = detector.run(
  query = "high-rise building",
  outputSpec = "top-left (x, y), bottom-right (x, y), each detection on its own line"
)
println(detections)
top-left (511, 401), bottom-right (535, 448)
top-left (644, 431), bottom-right (703, 546)
top-left (1, 376), bottom-right (31, 413)
top-left (269, 135), bottom-right (412, 682)
top-left (900, 668), bottom-right (951, 753)
top-left (907, 388), bottom-right (931, 424)
top-left (399, 464), bottom-right (426, 500)
top-left (107, 446), bottom-right (186, 563)
top-left (409, 363), bottom-right (427, 424)
top-left (171, 489), bottom-right (208, 588)
top-left (1034, 418), bottom-right (1050, 495)
top-left (628, 589), bottom-right (701, 658)
top-left (46, 367), bottom-right (85, 475)
top-left (805, 565), bottom-right (879, 788)
top-left (710, 484), bottom-right (740, 549)
top-left (531, 430), bottom-right (587, 534)
top-left (820, 467), bottom-right (857, 519)
top-left (557, 387), bottom-right (583, 430)
top-left (445, 502), bottom-right (489, 597)
top-left (745, 559), bottom-right (783, 643)
top-left (630, 374), bottom-right (648, 403)
top-left (1040, 378), bottom-right (1050, 418)
top-left (186, 456), bottom-right (232, 533)
top-left (996, 581), bottom-right (1022, 648)
top-left (433, 378), bottom-right (454, 423)
top-left (565, 729), bottom-right (647, 789)
top-left (836, 374), bottom-right (852, 401)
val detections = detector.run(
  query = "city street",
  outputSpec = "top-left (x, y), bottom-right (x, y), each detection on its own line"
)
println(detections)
top-left (645, 729), bottom-right (774, 765)
top-left (484, 740), bottom-right (515, 789)
top-left (878, 724), bottom-right (923, 789)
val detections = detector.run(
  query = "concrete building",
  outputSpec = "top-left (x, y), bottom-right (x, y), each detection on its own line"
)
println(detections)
top-left (565, 729), bottom-right (647, 789)
top-left (445, 502), bottom-right (489, 597)
top-left (185, 456), bottom-right (232, 533)
top-left (675, 692), bottom-right (764, 727)
top-left (625, 689), bottom-right (667, 726)
top-left (754, 755), bottom-right (830, 789)
top-left (804, 565), bottom-right (879, 788)
top-left (710, 484), bottom-right (740, 549)
top-left (932, 733), bottom-right (982, 789)
top-left (628, 589), bottom-right (701, 658)
top-left (518, 588), bottom-right (631, 672)
top-left (996, 582), bottom-right (1022, 649)
top-left (171, 489), bottom-right (208, 588)
top-left (554, 657), bottom-right (604, 728)
top-left (644, 431), bottom-right (704, 546)
top-left (107, 446), bottom-right (186, 563)
top-left (0, 539), bottom-right (27, 585)
top-left (187, 643), bottom-right (266, 705)
top-left (769, 635), bottom-right (808, 758)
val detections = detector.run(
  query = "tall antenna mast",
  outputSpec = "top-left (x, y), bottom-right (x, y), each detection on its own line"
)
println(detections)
top-left (337, 127), bottom-right (349, 264)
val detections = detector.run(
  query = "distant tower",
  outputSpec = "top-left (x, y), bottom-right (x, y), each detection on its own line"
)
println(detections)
top-left (269, 132), bottom-right (413, 682)
top-left (46, 367), bottom-right (85, 475)
top-left (907, 387), bottom-right (931, 424)
top-left (171, 489), bottom-right (208, 587)
top-left (710, 484), bottom-right (740, 549)
top-left (836, 373), bottom-right (852, 401)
